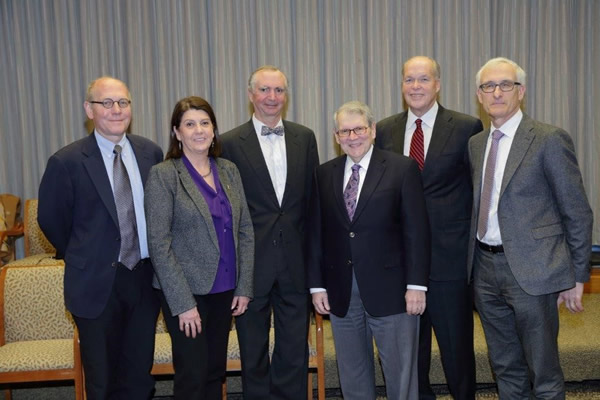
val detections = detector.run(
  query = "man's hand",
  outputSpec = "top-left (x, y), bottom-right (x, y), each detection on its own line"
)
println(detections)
top-left (557, 282), bottom-right (585, 313)
top-left (312, 291), bottom-right (331, 315)
top-left (405, 289), bottom-right (426, 316)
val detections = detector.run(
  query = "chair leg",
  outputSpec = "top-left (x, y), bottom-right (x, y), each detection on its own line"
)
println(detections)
top-left (221, 377), bottom-right (227, 399)
top-left (4, 389), bottom-right (12, 400)
top-left (307, 372), bottom-right (313, 399)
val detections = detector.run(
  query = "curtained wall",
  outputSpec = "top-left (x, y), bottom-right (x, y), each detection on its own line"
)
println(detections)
top-left (1, 0), bottom-right (598, 243)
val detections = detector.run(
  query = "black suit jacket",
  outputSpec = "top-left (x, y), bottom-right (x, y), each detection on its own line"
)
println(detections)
top-left (220, 120), bottom-right (319, 296)
top-left (376, 106), bottom-right (483, 281)
top-left (38, 133), bottom-right (163, 318)
top-left (306, 148), bottom-right (431, 317)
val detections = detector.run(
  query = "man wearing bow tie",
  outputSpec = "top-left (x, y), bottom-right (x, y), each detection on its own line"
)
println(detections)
top-left (221, 65), bottom-right (320, 400)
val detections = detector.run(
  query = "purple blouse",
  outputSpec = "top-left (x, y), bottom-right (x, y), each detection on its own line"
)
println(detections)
top-left (182, 155), bottom-right (236, 294)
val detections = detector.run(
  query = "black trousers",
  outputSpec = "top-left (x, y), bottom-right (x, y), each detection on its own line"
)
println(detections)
top-left (74, 260), bottom-right (159, 400)
top-left (160, 289), bottom-right (234, 400)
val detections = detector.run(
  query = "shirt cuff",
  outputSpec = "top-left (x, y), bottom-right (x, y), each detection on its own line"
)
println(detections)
top-left (310, 288), bottom-right (326, 294)
top-left (407, 285), bottom-right (427, 291)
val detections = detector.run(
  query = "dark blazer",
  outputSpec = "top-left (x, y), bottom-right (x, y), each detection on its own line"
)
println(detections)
top-left (38, 133), bottom-right (163, 319)
top-left (376, 105), bottom-right (483, 281)
top-left (220, 120), bottom-right (319, 296)
top-left (467, 114), bottom-right (593, 294)
top-left (144, 157), bottom-right (254, 317)
top-left (306, 148), bottom-right (431, 317)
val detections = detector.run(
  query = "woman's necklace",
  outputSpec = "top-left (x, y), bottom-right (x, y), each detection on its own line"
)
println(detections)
top-left (201, 168), bottom-right (212, 178)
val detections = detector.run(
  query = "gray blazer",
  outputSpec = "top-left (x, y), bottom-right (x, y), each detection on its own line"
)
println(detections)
top-left (145, 157), bottom-right (254, 316)
top-left (467, 114), bottom-right (593, 295)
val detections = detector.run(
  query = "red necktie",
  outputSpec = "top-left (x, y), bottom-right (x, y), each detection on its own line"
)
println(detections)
top-left (409, 119), bottom-right (425, 170)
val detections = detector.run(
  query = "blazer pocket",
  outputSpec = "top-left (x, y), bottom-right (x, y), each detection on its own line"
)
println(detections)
top-left (64, 252), bottom-right (86, 270)
top-left (532, 223), bottom-right (563, 239)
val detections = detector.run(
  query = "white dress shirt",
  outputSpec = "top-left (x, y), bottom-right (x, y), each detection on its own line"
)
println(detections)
top-left (403, 102), bottom-right (439, 157)
top-left (478, 109), bottom-right (523, 245)
top-left (95, 132), bottom-right (149, 259)
top-left (252, 115), bottom-right (287, 206)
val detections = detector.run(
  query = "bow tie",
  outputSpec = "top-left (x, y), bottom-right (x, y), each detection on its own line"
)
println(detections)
top-left (261, 125), bottom-right (284, 136)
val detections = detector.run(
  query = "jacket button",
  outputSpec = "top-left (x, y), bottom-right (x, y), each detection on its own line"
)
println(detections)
top-left (347, 260), bottom-right (352, 265)
top-left (272, 240), bottom-right (277, 246)
top-left (349, 232), bottom-right (355, 238)
top-left (112, 262), bottom-right (117, 267)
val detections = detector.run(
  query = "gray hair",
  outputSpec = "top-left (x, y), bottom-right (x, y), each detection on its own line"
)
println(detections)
top-left (333, 101), bottom-right (374, 130)
top-left (476, 57), bottom-right (527, 86)
top-left (247, 65), bottom-right (289, 92)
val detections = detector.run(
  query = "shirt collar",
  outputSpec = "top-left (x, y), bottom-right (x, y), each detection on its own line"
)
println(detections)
top-left (94, 131), bottom-right (129, 158)
top-left (344, 144), bottom-right (374, 171)
top-left (491, 109), bottom-right (523, 139)
top-left (407, 102), bottom-right (439, 129)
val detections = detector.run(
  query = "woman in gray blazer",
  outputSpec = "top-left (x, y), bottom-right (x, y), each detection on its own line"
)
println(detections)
top-left (145, 96), bottom-right (254, 399)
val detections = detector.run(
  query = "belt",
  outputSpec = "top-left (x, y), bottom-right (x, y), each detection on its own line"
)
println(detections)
top-left (477, 240), bottom-right (504, 254)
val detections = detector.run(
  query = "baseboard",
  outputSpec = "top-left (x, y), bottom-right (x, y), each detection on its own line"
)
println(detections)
top-left (584, 268), bottom-right (600, 294)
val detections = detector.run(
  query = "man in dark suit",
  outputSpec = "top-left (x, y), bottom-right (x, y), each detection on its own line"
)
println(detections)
top-left (376, 56), bottom-right (482, 399)
top-left (38, 76), bottom-right (163, 400)
top-left (308, 101), bottom-right (430, 399)
top-left (468, 57), bottom-right (593, 398)
top-left (220, 65), bottom-right (319, 400)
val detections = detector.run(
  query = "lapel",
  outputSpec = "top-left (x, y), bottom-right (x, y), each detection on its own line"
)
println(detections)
top-left (281, 120), bottom-right (300, 208)
top-left (128, 134), bottom-right (152, 185)
top-left (499, 114), bottom-right (535, 198)
top-left (237, 120), bottom-right (280, 208)
top-left (81, 135), bottom-right (119, 229)
top-left (471, 129), bottom-right (490, 211)
top-left (172, 158), bottom-right (219, 251)
top-left (352, 148), bottom-right (386, 223)
top-left (215, 160), bottom-right (241, 237)
top-left (424, 106), bottom-right (454, 175)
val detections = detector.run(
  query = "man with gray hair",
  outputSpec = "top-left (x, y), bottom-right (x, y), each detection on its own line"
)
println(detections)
top-left (221, 66), bottom-right (319, 399)
top-left (308, 101), bottom-right (430, 399)
top-left (468, 57), bottom-right (592, 398)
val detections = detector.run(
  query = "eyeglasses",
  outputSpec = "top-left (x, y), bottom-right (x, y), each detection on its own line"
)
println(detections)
top-left (479, 81), bottom-right (521, 93)
top-left (336, 126), bottom-right (369, 137)
top-left (89, 98), bottom-right (131, 109)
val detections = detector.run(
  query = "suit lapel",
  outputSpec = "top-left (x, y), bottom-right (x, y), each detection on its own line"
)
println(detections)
top-left (499, 115), bottom-right (535, 198)
top-left (392, 112), bottom-right (408, 154)
top-left (129, 134), bottom-right (153, 184)
top-left (237, 121), bottom-right (280, 207)
top-left (353, 149), bottom-right (386, 223)
top-left (281, 121), bottom-right (300, 208)
top-left (81, 135), bottom-right (120, 229)
top-left (424, 106), bottom-right (454, 175)
top-left (173, 158), bottom-right (219, 251)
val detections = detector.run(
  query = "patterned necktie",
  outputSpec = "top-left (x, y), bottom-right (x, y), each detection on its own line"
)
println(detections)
top-left (261, 125), bottom-right (284, 136)
top-left (477, 130), bottom-right (504, 239)
top-left (343, 164), bottom-right (361, 220)
top-left (113, 144), bottom-right (141, 270)
top-left (409, 118), bottom-right (425, 170)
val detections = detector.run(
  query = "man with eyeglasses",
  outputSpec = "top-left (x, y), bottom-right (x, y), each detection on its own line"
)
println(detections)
top-left (467, 57), bottom-right (592, 399)
top-left (308, 101), bottom-right (430, 399)
top-left (221, 66), bottom-right (319, 400)
top-left (38, 76), bottom-right (163, 399)
top-left (376, 56), bottom-right (483, 400)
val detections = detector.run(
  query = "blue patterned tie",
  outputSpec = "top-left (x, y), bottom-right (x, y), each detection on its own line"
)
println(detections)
top-left (113, 145), bottom-right (141, 270)
top-left (343, 164), bottom-right (361, 220)
top-left (261, 126), bottom-right (284, 136)
top-left (477, 130), bottom-right (504, 239)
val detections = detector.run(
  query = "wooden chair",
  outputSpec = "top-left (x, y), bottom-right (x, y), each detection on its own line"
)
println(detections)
top-left (151, 309), bottom-right (326, 400)
top-left (0, 194), bottom-right (23, 266)
top-left (0, 264), bottom-right (83, 399)
top-left (3, 199), bottom-right (63, 267)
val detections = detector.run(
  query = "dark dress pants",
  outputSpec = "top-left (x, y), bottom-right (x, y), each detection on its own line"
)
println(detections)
top-left (418, 279), bottom-right (476, 400)
top-left (74, 260), bottom-right (159, 400)
top-left (160, 289), bottom-right (234, 400)
top-left (235, 266), bottom-right (309, 400)
top-left (474, 247), bottom-right (564, 399)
